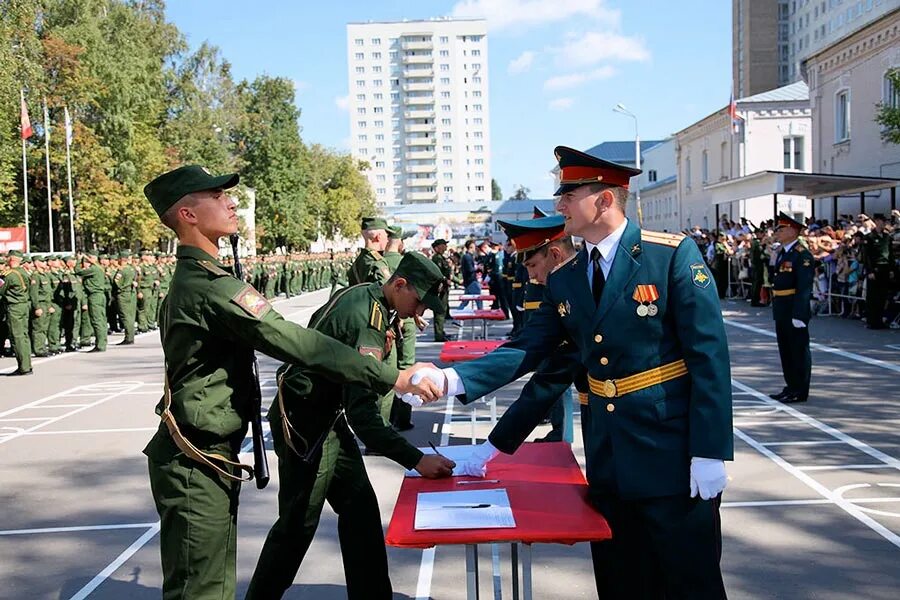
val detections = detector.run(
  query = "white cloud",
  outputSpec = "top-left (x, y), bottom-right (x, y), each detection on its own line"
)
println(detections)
top-left (508, 50), bottom-right (535, 74)
top-left (334, 95), bottom-right (349, 111)
top-left (293, 80), bottom-right (310, 95)
top-left (548, 97), bottom-right (575, 111)
top-left (544, 66), bottom-right (616, 90)
top-left (451, 0), bottom-right (620, 32)
top-left (553, 31), bottom-right (650, 68)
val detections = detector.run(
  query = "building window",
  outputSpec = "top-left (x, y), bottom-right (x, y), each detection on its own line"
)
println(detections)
top-left (356, 80), bottom-right (365, 88)
top-left (356, 107), bottom-right (366, 115)
top-left (357, 121), bottom-right (367, 128)
top-left (374, 120), bottom-right (384, 127)
top-left (372, 52), bottom-right (381, 59)
top-left (354, 52), bottom-right (364, 60)
top-left (371, 38), bottom-right (381, 45)
top-left (835, 89), bottom-right (850, 142)
top-left (373, 93), bottom-right (383, 101)
top-left (701, 150), bottom-right (708, 184)
top-left (355, 38), bottom-right (364, 46)
top-left (685, 156), bottom-right (692, 189)
top-left (389, 51), bottom-right (398, 60)
top-left (372, 66), bottom-right (382, 73)
top-left (356, 94), bottom-right (365, 101)
top-left (884, 70), bottom-right (900, 110)
top-left (440, 50), bottom-right (449, 57)
top-left (440, 78), bottom-right (450, 85)
top-left (375, 134), bottom-right (384, 141)
top-left (441, 118), bottom-right (451, 126)
top-left (355, 66), bottom-right (364, 74)
top-left (374, 106), bottom-right (383, 113)
top-left (783, 136), bottom-right (804, 170)
top-left (375, 161), bottom-right (385, 168)
top-left (373, 80), bottom-right (383, 87)
top-left (648, 169), bottom-right (657, 183)
top-left (440, 36), bottom-right (449, 43)
top-left (474, 144), bottom-right (483, 152)
top-left (440, 64), bottom-right (450, 71)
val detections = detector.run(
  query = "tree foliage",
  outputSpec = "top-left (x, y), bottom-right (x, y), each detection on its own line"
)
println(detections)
top-left (875, 69), bottom-right (900, 145)
top-left (491, 178), bottom-right (502, 201)
top-left (0, 0), bottom-right (375, 251)
top-left (509, 185), bottom-right (530, 200)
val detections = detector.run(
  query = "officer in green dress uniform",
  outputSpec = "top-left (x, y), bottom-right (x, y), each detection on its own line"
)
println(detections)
top-left (0, 250), bottom-right (33, 374)
top-left (768, 212), bottom-right (814, 404)
top-left (246, 252), bottom-right (455, 600)
top-left (862, 214), bottom-right (895, 329)
top-left (348, 217), bottom-right (391, 286)
top-left (75, 252), bottom-right (108, 352)
top-left (430, 238), bottom-right (455, 342)
top-left (408, 146), bottom-right (733, 599)
top-left (141, 165), bottom-right (440, 600)
top-left (114, 250), bottom-right (138, 345)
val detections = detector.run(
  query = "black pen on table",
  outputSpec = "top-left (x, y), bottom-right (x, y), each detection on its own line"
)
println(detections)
top-left (429, 441), bottom-right (447, 458)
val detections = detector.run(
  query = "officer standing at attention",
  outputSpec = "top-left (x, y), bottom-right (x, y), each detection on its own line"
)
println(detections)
top-left (768, 212), bottom-right (814, 404)
top-left (75, 252), bottom-right (108, 352)
top-left (348, 217), bottom-right (392, 286)
top-left (407, 146), bottom-right (733, 599)
top-left (1, 250), bottom-right (33, 375)
top-left (60, 254), bottom-right (83, 352)
top-left (246, 252), bottom-right (455, 600)
top-left (430, 238), bottom-right (455, 342)
top-left (141, 165), bottom-right (439, 600)
top-left (114, 250), bottom-right (137, 345)
top-left (862, 213), bottom-right (895, 329)
top-left (30, 255), bottom-right (52, 357)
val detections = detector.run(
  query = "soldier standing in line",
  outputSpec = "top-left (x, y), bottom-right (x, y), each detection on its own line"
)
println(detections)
top-left (348, 217), bottom-right (391, 286)
top-left (245, 252), bottom-right (455, 600)
top-left (430, 238), bottom-right (455, 342)
top-left (0, 255), bottom-right (8, 357)
top-left (1, 250), bottom-right (33, 375)
top-left (47, 256), bottom-right (65, 355)
top-left (768, 213), bottom-right (814, 404)
top-left (75, 252), bottom-right (108, 352)
top-left (141, 165), bottom-right (440, 600)
top-left (60, 254), bottom-right (83, 352)
top-left (383, 226), bottom-right (419, 431)
top-left (114, 250), bottom-right (138, 345)
top-left (862, 213), bottom-right (895, 329)
top-left (101, 254), bottom-right (118, 334)
top-left (30, 256), bottom-right (52, 357)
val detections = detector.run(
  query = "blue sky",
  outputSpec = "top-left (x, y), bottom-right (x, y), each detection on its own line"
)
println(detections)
top-left (166, 0), bottom-right (732, 199)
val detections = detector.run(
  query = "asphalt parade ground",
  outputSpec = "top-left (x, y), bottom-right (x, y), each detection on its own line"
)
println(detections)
top-left (1, 289), bottom-right (898, 599)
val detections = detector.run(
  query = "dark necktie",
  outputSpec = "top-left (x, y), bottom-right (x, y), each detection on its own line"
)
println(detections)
top-left (591, 247), bottom-right (605, 304)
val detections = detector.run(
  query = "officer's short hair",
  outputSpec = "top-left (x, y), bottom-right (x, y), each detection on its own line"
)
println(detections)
top-left (587, 183), bottom-right (629, 211)
top-left (160, 193), bottom-right (203, 231)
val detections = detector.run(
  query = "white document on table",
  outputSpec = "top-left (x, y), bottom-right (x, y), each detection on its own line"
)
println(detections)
top-left (414, 488), bottom-right (516, 530)
top-left (404, 446), bottom-right (480, 477)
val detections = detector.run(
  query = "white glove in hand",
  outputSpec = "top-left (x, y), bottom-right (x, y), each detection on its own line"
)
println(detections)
top-left (690, 457), bottom-right (727, 500)
top-left (791, 319), bottom-right (806, 328)
top-left (400, 368), bottom-right (446, 407)
top-left (458, 441), bottom-right (500, 478)
top-left (455, 460), bottom-right (488, 477)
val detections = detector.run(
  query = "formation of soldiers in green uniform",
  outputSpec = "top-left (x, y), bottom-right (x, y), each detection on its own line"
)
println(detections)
top-left (0, 248), bottom-right (354, 376)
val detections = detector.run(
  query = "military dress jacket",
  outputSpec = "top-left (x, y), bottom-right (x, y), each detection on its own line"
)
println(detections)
top-left (269, 283), bottom-right (423, 469)
top-left (771, 242), bottom-right (814, 323)
top-left (454, 221), bottom-right (734, 499)
top-left (348, 248), bottom-right (391, 286)
top-left (0, 267), bottom-right (30, 306)
top-left (143, 246), bottom-right (399, 462)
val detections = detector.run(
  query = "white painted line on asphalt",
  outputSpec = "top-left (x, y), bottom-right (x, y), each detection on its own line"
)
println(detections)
top-left (25, 427), bottom-right (157, 436)
top-left (29, 404), bottom-right (91, 409)
top-left (721, 497), bottom-right (900, 508)
top-left (66, 522), bottom-right (161, 600)
top-left (730, 420), bottom-right (809, 427)
top-left (724, 318), bottom-right (900, 373)
top-left (415, 394), bottom-right (458, 600)
top-left (0, 417), bottom-right (50, 422)
top-left (762, 440), bottom-right (847, 447)
top-left (0, 383), bottom-right (116, 419)
top-left (797, 464), bottom-right (894, 472)
top-left (0, 522), bottom-right (158, 536)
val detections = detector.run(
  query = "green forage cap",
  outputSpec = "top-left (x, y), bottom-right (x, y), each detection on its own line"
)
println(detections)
top-left (361, 216), bottom-right (388, 231)
top-left (144, 165), bottom-right (239, 218)
top-left (393, 251), bottom-right (446, 314)
top-left (387, 225), bottom-right (402, 240)
top-left (119, 249), bottom-right (132, 259)
top-left (7, 249), bottom-right (23, 258)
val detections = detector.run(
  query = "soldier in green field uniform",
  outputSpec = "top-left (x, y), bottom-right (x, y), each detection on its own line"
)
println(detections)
top-left (862, 213), bottom-right (895, 329)
top-left (245, 252), bottom-right (455, 600)
top-left (1, 250), bottom-right (33, 374)
top-left (383, 226), bottom-right (418, 430)
top-left (0, 255), bottom-right (8, 356)
top-left (60, 255), bottom-right (83, 351)
top-left (75, 252), bottom-right (108, 352)
top-left (100, 254), bottom-right (118, 334)
top-left (348, 217), bottom-right (391, 286)
top-left (141, 165), bottom-right (439, 600)
top-left (46, 256), bottom-right (65, 354)
top-left (114, 250), bottom-right (137, 345)
top-left (430, 238), bottom-right (456, 342)
top-left (157, 252), bottom-right (172, 324)
top-left (136, 250), bottom-right (158, 332)
top-left (77, 256), bottom-right (94, 347)
top-left (30, 256), bottom-right (52, 357)
top-left (768, 213), bottom-right (814, 404)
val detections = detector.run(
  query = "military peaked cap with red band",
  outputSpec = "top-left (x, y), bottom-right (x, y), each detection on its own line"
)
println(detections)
top-left (497, 215), bottom-right (566, 261)
top-left (533, 205), bottom-right (549, 218)
top-left (775, 212), bottom-right (804, 231)
top-left (554, 145), bottom-right (641, 196)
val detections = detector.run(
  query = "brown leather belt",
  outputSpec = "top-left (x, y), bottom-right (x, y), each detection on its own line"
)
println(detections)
top-left (587, 359), bottom-right (688, 398)
top-left (772, 288), bottom-right (796, 297)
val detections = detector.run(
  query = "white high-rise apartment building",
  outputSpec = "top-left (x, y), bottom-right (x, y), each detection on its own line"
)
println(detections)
top-left (346, 18), bottom-right (490, 207)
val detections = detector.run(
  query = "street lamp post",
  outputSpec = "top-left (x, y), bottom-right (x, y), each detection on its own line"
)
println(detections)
top-left (613, 103), bottom-right (642, 226)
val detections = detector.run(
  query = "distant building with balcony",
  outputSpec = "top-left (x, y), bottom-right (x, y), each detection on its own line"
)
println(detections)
top-left (346, 18), bottom-right (491, 206)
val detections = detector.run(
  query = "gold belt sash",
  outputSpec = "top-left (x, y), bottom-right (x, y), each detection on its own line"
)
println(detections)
top-left (772, 288), bottom-right (796, 297)
top-left (587, 359), bottom-right (688, 398)
top-left (161, 373), bottom-right (254, 483)
top-left (512, 282), bottom-right (523, 289)
top-left (577, 391), bottom-right (589, 405)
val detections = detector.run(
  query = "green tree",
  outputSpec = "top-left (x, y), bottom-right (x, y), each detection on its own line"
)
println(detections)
top-left (875, 69), bottom-right (900, 144)
top-left (491, 178), bottom-right (502, 201)
top-left (509, 185), bottom-right (530, 200)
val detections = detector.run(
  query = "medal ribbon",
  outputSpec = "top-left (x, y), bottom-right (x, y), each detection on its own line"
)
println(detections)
top-left (632, 285), bottom-right (659, 304)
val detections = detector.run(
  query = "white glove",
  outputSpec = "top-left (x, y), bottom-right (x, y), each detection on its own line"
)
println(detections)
top-left (400, 367), bottom-right (446, 407)
top-left (791, 319), bottom-right (806, 328)
top-left (455, 460), bottom-right (488, 477)
top-left (457, 441), bottom-right (500, 478)
top-left (690, 457), bottom-right (727, 500)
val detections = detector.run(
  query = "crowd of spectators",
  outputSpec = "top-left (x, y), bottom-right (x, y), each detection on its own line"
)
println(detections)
top-left (688, 210), bottom-right (900, 328)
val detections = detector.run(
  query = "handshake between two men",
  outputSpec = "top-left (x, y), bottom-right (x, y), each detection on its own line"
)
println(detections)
top-left (394, 366), bottom-right (728, 501)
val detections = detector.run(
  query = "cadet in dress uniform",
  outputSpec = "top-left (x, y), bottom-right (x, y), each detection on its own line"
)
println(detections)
top-left (416, 146), bottom-right (733, 599)
top-left (246, 253), bottom-right (455, 600)
top-left (140, 165), bottom-right (439, 600)
top-left (768, 212), bottom-right (814, 404)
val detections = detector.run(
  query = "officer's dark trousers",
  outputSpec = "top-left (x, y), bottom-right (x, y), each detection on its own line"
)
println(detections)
top-left (247, 427), bottom-right (392, 600)
top-left (775, 319), bottom-right (811, 399)
top-left (589, 493), bottom-right (726, 599)
top-left (865, 267), bottom-right (890, 328)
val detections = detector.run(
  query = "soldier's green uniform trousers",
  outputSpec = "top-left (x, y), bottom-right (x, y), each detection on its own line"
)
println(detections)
top-left (86, 292), bottom-right (108, 350)
top-left (79, 305), bottom-right (93, 346)
top-left (63, 303), bottom-right (81, 349)
top-left (47, 302), bottom-right (63, 353)
top-left (390, 318), bottom-right (417, 428)
top-left (31, 307), bottom-right (49, 355)
top-left (148, 450), bottom-right (239, 600)
top-left (245, 423), bottom-right (391, 600)
top-left (147, 288), bottom-right (160, 329)
top-left (7, 304), bottom-right (32, 371)
top-left (137, 290), bottom-right (152, 332)
top-left (433, 289), bottom-right (449, 341)
top-left (117, 292), bottom-right (136, 342)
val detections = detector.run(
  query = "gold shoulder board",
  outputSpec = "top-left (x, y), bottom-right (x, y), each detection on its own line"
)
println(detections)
top-left (641, 230), bottom-right (685, 248)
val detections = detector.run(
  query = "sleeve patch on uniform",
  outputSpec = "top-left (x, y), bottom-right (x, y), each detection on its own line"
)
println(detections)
top-left (690, 263), bottom-right (711, 288)
top-left (230, 285), bottom-right (271, 319)
top-left (358, 346), bottom-right (383, 361)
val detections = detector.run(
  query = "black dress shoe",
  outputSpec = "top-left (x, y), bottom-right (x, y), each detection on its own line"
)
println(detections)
top-left (781, 394), bottom-right (808, 404)
top-left (769, 390), bottom-right (790, 400)
top-left (117, 340), bottom-right (135, 346)
top-left (9, 369), bottom-right (33, 376)
top-left (64, 346), bottom-right (76, 352)
top-left (88, 347), bottom-right (106, 353)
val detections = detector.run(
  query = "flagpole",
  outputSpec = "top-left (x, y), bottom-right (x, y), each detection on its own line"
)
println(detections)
top-left (21, 90), bottom-right (30, 253)
top-left (64, 106), bottom-right (75, 253)
top-left (43, 98), bottom-right (54, 253)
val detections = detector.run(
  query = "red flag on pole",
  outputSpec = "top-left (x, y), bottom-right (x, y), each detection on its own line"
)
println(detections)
top-left (20, 92), bottom-right (33, 140)
top-left (728, 91), bottom-right (742, 134)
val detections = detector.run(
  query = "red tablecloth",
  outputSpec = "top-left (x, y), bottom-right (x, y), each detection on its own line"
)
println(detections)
top-left (450, 309), bottom-right (507, 321)
top-left (385, 442), bottom-right (611, 548)
top-left (439, 340), bottom-right (505, 363)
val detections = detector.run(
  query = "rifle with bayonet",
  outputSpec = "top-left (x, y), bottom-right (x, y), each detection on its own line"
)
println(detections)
top-left (229, 233), bottom-right (270, 489)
